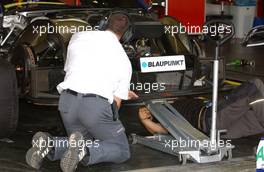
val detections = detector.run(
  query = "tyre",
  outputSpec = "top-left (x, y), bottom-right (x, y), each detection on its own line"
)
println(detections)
top-left (0, 58), bottom-right (18, 138)
top-left (10, 44), bottom-right (32, 96)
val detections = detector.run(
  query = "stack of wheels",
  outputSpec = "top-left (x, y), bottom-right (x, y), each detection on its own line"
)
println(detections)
top-left (0, 58), bottom-right (18, 138)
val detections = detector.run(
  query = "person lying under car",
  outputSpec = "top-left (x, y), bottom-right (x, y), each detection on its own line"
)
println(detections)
top-left (138, 78), bottom-right (264, 139)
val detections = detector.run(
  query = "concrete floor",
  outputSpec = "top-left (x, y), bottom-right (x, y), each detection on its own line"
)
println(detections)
top-left (0, 39), bottom-right (263, 172)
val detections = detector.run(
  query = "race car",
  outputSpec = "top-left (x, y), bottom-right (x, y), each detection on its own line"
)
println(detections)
top-left (0, 0), bottom-right (210, 137)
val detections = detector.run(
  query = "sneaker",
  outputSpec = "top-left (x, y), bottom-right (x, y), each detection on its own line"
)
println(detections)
top-left (26, 132), bottom-right (53, 169)
top-left (60, 132), bottom-right (87, 172)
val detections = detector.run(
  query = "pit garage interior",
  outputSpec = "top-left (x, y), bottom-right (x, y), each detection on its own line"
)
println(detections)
top-left (1, 0), bottom-right (264, 172)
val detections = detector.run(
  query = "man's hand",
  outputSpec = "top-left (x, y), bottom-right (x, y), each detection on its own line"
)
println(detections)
top-left (139, 107), bottom-right (153, 121)
top-left (128, 91), bottom-right (139, 100)
top-left (113, 91), bottom-right (138, 109)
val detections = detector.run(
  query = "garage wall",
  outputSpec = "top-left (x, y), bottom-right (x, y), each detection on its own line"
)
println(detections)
top-left (168, 0), bottom-right (206, 33)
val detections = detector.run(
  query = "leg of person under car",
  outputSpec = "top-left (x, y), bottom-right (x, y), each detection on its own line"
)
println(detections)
top-left (214, 78), bottom-right (264, 138)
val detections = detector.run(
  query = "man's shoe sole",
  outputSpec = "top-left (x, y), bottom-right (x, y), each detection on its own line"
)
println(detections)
top-left (60, 132), bottom-right (85, 172)
top-left (26, 132), bottom-right (53, 169)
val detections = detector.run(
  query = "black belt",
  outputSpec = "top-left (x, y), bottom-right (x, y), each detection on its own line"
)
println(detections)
top-left (65, 89), bottom-right (108, 101)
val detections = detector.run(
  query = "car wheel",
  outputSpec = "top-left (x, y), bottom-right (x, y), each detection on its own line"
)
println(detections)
top-left (9, 44), bottom-right (33, 96)
top-left (0, 58), bottom-right (19, 138)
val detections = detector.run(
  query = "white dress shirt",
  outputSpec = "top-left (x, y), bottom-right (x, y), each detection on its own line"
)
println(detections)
top-left (57, 31), bottom-right (132, 103)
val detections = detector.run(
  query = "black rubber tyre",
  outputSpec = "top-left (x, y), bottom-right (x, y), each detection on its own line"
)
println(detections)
top-left (0, 58), bottom-right (18, 138)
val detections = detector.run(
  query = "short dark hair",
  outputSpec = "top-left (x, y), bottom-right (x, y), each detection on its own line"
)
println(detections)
top-left (107, 13), bottom-right (130, 36)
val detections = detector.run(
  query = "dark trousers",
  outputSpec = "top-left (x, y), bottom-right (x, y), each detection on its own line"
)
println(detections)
top-left (48, 91), bottom-right (130, 165)
top-left (172, 79), bottom-right (264, 139)
top-left (217, 79), bottom-right (264, 138)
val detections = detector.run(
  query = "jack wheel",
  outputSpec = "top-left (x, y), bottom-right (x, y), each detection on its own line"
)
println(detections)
top-left (179, 154), bottom-right (187, 165)
top-left (130, 134), bottom-right (137, 145)
top-left (225, 150), bottom-right (232, 160)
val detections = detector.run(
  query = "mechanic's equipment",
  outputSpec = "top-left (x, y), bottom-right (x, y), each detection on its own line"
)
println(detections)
top-left (226, 59), bottom-right (255, 67)
top-left (208, 20), bottom-right (235, 150)
top-left (131, 100), bottom-right (234, 164)
top-left (224, 80), bottom-right (241, 86)
top-left (132, 20), bottom-right (235, 164)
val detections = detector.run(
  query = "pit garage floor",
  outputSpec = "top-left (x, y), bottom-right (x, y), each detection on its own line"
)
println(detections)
top-left (0, 39), bottom-right (263, 172)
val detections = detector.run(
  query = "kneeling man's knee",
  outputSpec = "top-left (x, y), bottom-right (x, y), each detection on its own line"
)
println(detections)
top-left (121, 148), bottom-right (131, 162)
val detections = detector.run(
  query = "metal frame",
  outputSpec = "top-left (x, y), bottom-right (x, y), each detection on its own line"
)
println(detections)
top-left (131, 100), bottom-right (234, 165)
